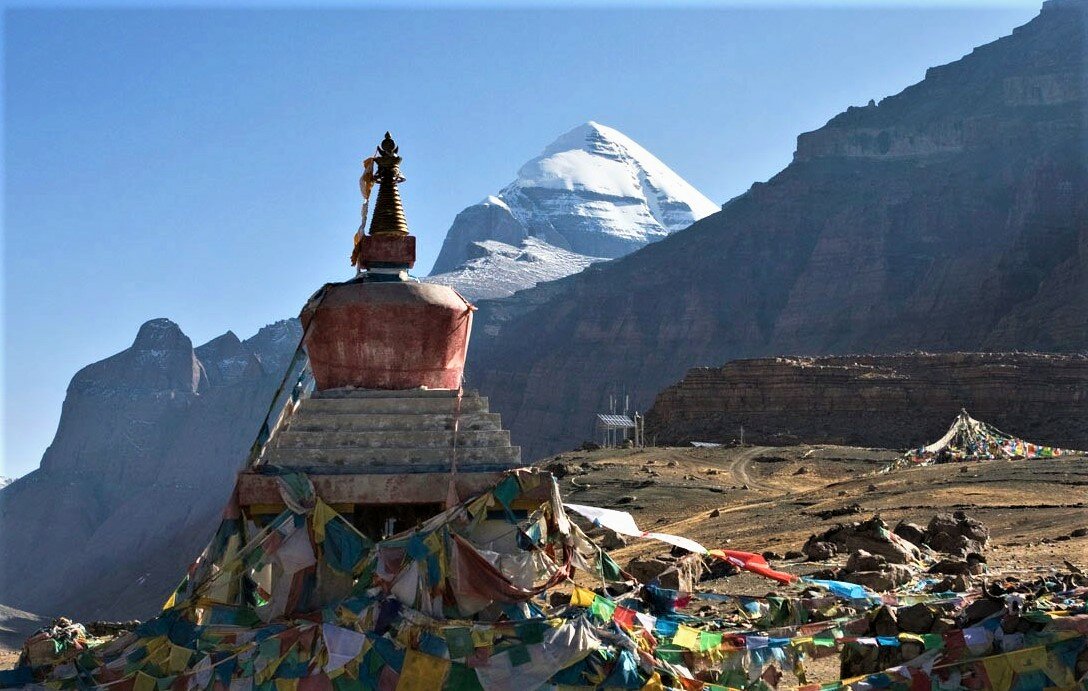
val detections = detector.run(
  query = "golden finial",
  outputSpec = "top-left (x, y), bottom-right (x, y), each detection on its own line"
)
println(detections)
top-left (367, 132), bottom-right (409, 237)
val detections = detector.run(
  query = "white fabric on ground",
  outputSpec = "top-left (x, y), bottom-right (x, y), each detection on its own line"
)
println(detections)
top-left (564, 503), bottom-right (707, 554)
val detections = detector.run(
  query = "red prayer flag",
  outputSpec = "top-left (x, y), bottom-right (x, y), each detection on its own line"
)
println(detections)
top-left (612, 606), bottom-right (637, 628)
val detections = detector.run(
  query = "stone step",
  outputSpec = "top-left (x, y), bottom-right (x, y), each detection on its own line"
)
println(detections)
top-left (297, 396), bottom-right (490, 415)
top-left (311, 388), bottom-right (468, 399)
top-left (270, 429), bottom-right (511, 449)
top-left (260, 445), bottom-right (522, 468)
top-left (287, 412), bottom-right (503, 433)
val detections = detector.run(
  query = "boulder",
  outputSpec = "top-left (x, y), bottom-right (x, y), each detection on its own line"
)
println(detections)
top-left (841, 565), bottom-right (913, 592)
top-left (701, 558), bottom-right (740, 581)
top-left (869, 606), bottom-right (898, 637)
top-left (931, 574), bottom-right (970, 593)
top-left (600, 530), bottom-right (627, 550)
top-left (626, 558), bottom-right (671, 584)
top-left (931, 617), bottom-right (956, 634)
top-left (897, 603), bottom-right (936, 633)
top-left (923, 512), bottom-right (989, 557)
top-left (928, 559), bottom-right (972, 576)
top-left (961, 597), bottom-right (1005, 626)
top-left (803, 540), bottom-right (838, 561)
top-left (544, 461), bottom-right (569, 479)
top-left (846, 550), bottom-right (887, 573)
top-left (893, 521), bottom-right (926, 546)
top-left (806, 516), bottom-right (917, 564)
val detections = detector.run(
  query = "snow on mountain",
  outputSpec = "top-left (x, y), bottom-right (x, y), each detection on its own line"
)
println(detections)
top-left (0, 476), bottom-right (12, 489)
top-left (428, 122), bottom-right (717, 298)
top-left (425, 237), bottom-right (604, 301)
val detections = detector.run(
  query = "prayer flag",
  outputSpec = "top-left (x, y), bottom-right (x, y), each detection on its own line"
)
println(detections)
top-left (673, 625), bottom-right (700, 650)
top-left (613, 606), bottom-right (637, 628)
top-left (570, 586), bottom-right (596, 607)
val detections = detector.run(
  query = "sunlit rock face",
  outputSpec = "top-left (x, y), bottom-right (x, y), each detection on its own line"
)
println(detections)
top-left (466, 2), bottom-right (1088, 461)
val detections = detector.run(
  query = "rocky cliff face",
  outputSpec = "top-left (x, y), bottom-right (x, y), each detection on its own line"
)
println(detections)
top-left (426, 237), bottom-right (603, 302)
top-left (428, 122), bottom-right (717, 299)
top-left (645, 353), bottom-right (1088, 450)
top-left (0, 318), bottom-right (301, 620)
top-left (467, 2), bottom-right (1088, 461)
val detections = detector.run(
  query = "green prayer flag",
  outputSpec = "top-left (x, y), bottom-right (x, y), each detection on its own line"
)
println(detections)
top-left (600, 553), bottom-right (623, 581)
top-left (589, 595), bottom-right (617, 622)
top-left (921, 634), bottom-right (944, 650)
top-left (444, 627), bottom-right (475, 660)
top-left (698, 631), bottom-right (723, 651)
top-left (493, 477), bottom-right (519, 509)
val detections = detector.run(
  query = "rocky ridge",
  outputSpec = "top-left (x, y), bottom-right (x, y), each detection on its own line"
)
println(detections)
top-left (0, 318), bottom-right (301, 621)
top-left (425, 237), bottom-right (603, 302)
top-left (644, 353), bottom-right (1088, 450)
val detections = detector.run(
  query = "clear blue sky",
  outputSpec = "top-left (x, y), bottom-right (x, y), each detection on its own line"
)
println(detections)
top-left (2, 2), bottom-right (1040, 479)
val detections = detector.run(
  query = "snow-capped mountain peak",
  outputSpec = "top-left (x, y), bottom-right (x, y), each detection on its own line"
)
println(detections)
top-left (429, 122), bottom-right (717, 300)
top-left (517, 121), bottom-right (717, 224)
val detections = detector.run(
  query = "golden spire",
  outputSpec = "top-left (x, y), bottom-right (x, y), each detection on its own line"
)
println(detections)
top-left (367, 132), bottom-right (410, 237)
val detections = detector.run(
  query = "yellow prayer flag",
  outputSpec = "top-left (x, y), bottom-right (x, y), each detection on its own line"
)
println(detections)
top-left (640, 671), bottom-right (667, 691)
top-left (167, 644), bottom-right (193, 673)
top-left (396, 649), bottom-right (451, 690)
top-left (162, 590), bottom-right (177, 611)
top-left (311, 499), bottom-right (337, 544)
top-left (1008, 646), bottom-right (1046, 673)
top-left (470, 627), bottom-right (494, 649)
top-left (275, 679), bottom-right (299, 691)
top-left (983, 655), bottom-right (1014, 691)
top-left (133, 672), bottom-right (156, 691)
top-left (673, 625), bottom-right (700, 650)
top-left (570, 586), bottom-right (597, 607)
top-left (145, 638), bottom-right (170, 668)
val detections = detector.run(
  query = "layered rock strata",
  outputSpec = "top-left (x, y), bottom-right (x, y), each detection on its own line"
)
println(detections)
top-left (644, 353), bottom-right (1088, 449)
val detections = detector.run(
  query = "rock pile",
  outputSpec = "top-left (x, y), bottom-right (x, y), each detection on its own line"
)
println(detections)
top-left (803, 512), bottom-right (994, 593)
top-left (914, 510), bottom-right (990, 557)
top-left (802, 515), bottom-right (920, 564)
top-left (839, 569), bottom-right (1088, 678)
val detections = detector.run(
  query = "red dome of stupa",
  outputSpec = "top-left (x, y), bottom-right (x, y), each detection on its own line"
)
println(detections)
top-left (300, 133), bottom-right (474, 391)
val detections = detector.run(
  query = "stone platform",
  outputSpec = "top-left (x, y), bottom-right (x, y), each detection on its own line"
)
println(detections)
top-left (237, 388), bottom-right (522, 509)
